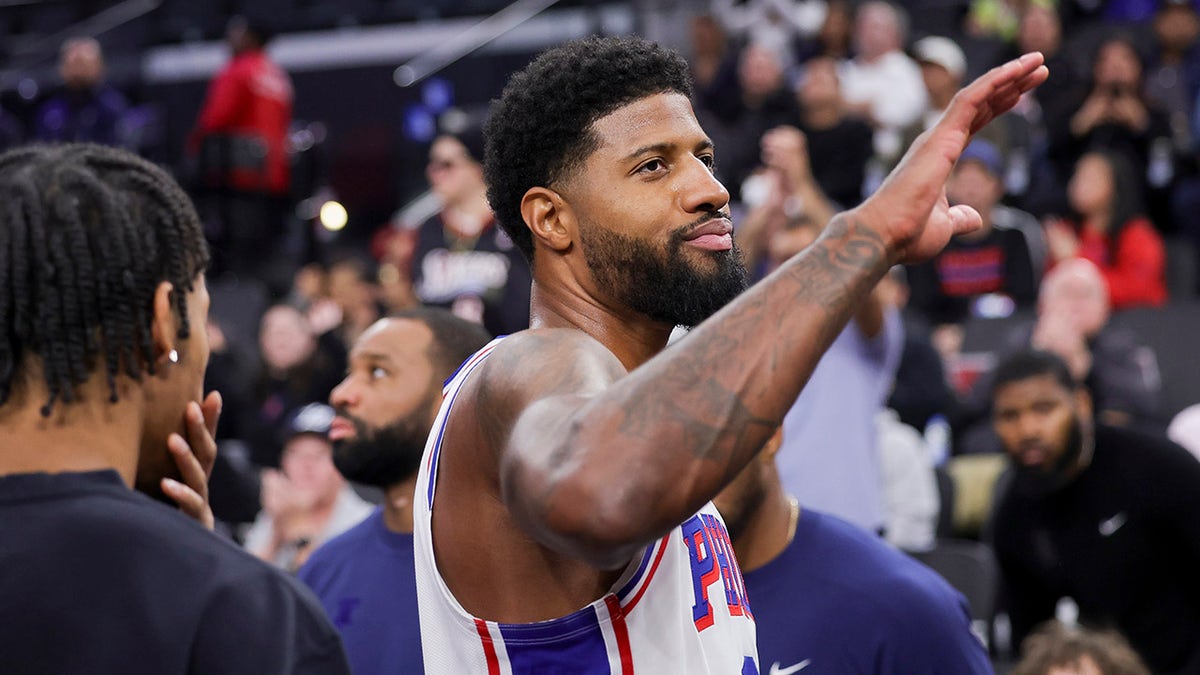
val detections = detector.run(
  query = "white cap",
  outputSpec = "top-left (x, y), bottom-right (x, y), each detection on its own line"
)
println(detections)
top-left (913, 36), bottom-right (967, 81)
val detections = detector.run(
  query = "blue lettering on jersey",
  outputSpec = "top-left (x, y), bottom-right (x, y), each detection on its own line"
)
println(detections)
top-left (681, 513), bottom-right (753, 632)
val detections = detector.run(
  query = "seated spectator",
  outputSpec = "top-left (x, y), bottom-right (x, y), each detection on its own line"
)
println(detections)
top-left (988, 351), bottom-right (1200, 673)
top-left (1146, 0), bottom-right (1200, 154)
top-left (876, 408), bottom-right (939, 552)
top-left (710, 0), bottom-right (827, 67)
top-left (1046, 151), bottom-right (1167, 309)
top-left (34, 38), bottom-right (129, 147)
top-left (414, 131), bottom-right (529, 336)
top-left (795, 56), bottom-right (874, 208)
top-left (908, 139), bottom-right (1042, 326)
top-left (718, 429), bottom-right (991, 672)
top-left (244, 403), bottom-right (373, 572)
top-left (796, 0), bottom-right (854, 63)
top-left (1012, 621), bottom-right (1150, 675)
top-left (839, 1), bottom-right (927, 160)
top-left (248, 304), bottom-right (345, 467)
top-left (1046, 35), bottom-right (1173, 210)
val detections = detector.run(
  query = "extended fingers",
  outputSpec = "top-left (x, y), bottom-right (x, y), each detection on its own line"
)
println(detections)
top-left (169, 432), bottom-right (210, 502)
top-left (163, 477), bottom-right (214, 530)
top-left (186, 399), bottom-right (219, 479)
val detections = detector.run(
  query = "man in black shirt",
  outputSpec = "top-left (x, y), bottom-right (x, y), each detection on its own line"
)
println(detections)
top-left (0, 144), bottom-right (350, 674)
top-left (988, 350), bottom-right (1200, 673)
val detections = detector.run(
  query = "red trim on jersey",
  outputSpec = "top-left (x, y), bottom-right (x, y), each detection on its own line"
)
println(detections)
top-left (475, 618), bottom-right (501, 675)
top-left (622, 534), bottom-right (670, 613)
top-left (605, 595), bottom-right (635, 674)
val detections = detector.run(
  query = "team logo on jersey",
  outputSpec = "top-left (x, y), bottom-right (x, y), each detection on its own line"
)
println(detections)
top-left (681, 513), bottom-right (753, 631)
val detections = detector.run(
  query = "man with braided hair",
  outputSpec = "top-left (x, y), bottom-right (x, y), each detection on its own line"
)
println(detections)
top-left (0, 144), bottom-right (350, 674)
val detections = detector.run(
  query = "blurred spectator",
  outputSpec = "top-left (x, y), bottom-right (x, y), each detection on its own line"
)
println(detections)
top-left (689, 14), bottom-right (734, 93)
top-left (876, 408), bottom-right (940, 551)
top-left (839, 1), bottom-right (927, 160)
top-left (34, 38), bottom-right (129, 147)
top-left (795, 56), bottom-right (874, 208)
top-left (797, 0), bottom-right (855, 62)
top-left (988, 350), bottom-right (1200, 673)
top-left (1013, 621), bottom-right (1151, 675)
top-left (885, 266), bottom-right (954, 432)
top-left (908, 139), bottom-right (1042, 326)
top-left (719, 429), bottom-right (990, 672)
top-left (326, 257), bottom-right (384, 347)
top-left (244, 403), bottom-right (373, 572)
top-left (1014, 2), bottom-right (1082, 217)
top-left (1046, 151), bottom-right (1167, 309)
top-left (1047, 36), bottom-right (1173, 212)
top-left (706, 43), bottom-right (803, 200)
top-left (299, 309), bottom-right (491, 675)
top-left (249, 304), bottom-right (346, 467)
top-left (965, 0), bottom-right (1022, 42)
top-left (1146, 0), bottom-right (1200, 154)
top-left (189, 15), bottom-right (295, 286)
top-left (412, 132), bottom-right (529, 336)
top-left (710, 0), bottom-right (828, 66)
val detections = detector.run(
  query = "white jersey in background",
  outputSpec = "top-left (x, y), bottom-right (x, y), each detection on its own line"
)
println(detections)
top-left (414, 339), bottom-right (760, 674)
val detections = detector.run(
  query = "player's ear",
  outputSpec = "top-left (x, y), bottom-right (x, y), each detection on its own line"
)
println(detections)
top-left (521, 187), bottom-right (574, 254)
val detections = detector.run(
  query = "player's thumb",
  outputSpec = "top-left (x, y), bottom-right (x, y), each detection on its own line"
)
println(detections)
top-left (948, 204), bottom-right (983, 236)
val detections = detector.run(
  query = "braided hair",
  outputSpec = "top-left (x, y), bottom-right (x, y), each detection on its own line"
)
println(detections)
top-left (0, 144), bottom-right (210, 415)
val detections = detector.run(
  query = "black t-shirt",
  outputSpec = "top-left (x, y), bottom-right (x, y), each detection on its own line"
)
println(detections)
top-left (800, 117), bottom-right (875, 209)
top-left (0, 470), bottom-right (351, 674)
top-left (990, 426), bottom-right (1200, 674)
top-left (411, 215), bottom-right (530, 337)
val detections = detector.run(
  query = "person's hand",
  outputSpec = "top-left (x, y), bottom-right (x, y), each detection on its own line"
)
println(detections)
top-left (761, 126), bottom-right (812, 188)
top-left (306, 298), bottom-right (344, 335)
top-left (1070, 91), bottom-right (1112, 137)
top-left (161, 391), bottom-right (222, 530)
top-left (1109, 93), bottom-right (1148, 132)
top-left (1033, 313), bottom-right (1092, 380)
top-left (260, 469), bottom-right (319, 523)
top-left (854, 53), bottom-right (1048, 265)
top-left (1044, 218), bottom-right (1080, 262)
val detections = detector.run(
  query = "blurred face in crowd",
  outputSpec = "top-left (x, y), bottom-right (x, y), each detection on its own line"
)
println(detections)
top-left (993, 374), bottom-right (1093, 495)
top-left (1093, 39), bottom-right (1142, 90)
top-left (329, 318), bottom-right (443, 488)
top-left (59, 39), bottom-right (103, 90)
top-left (281, 434), bottom-right (345, 505)
top-left (1155, 4), bottom-right (1200, 53)
top-left (738, 44), bottom-right (784, 101)
top-left (260, 305), bottom-right (316, 373)
top-left (1068, 153), bottom-right (1115, 220)
top-left (1039, 260), bottom-right (1110, 338)
top-left (1018, 5), bottom-right (1061, 57)
top-left (947, 160), bottom-right (1003, 217)
top-left (799, 57), bottom-right (842, 109)
top-left (690, 15), bottom-right (726, 58)
top-left (427, 136), bottom-right (483, 207)
top-left (854, 2), bottom-right (901, 61)
top-left (819, 1), bottom-right (854, 55)
top-left (920, 61), bottom-right (959, 102)
top-left (559, 92), bottom-right (748, 328)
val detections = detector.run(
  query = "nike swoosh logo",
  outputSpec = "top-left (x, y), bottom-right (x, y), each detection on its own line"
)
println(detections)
top-left (770, 660), bottom-right (812, 675)
top-left (1098, 512), bottom-right (1127, 537)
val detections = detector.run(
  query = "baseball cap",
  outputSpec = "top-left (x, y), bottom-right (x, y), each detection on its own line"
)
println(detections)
top-left (958, 138), bottom-right (1004, 176)
top-left (281, 403), bottom-right (336, 443)
top-left (913, 36), bottom-right (967, 81)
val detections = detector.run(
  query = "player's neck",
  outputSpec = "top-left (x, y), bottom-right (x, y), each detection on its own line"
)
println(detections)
top-left (729, 482), bottom-right (797, 573)
top-left (0, 376), bottom-right (143, 486)
top-left (382, 475), bottom-right (418, 534)
top-left (529, 278), bottom-right (673, 370)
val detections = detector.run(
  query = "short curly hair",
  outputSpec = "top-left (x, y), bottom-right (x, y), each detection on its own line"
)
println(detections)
top-left (483, 35), bottom-right (693, 263)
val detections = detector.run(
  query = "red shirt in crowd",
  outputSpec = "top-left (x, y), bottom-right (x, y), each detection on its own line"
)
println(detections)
top-left (190, 49), bottom-right (293, 194)
top-left (1076, 216), bottom-right (1167, 310)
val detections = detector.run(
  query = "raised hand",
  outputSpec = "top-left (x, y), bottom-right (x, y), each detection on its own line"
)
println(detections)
top-left (162, 390), bottom-right (222, 530)
top-left (855, 52), bottom-right (1048, 265)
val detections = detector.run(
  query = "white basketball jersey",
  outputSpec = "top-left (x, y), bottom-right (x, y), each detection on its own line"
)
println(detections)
top-left (414, 339), bottom-right (760, 674)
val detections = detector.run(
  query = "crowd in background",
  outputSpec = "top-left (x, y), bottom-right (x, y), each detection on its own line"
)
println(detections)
top-left (4, 0), bottom-right (1200, 671)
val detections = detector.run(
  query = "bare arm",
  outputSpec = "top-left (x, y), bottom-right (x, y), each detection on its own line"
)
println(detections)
top-left (487, 54), bottom-right (1048, 570)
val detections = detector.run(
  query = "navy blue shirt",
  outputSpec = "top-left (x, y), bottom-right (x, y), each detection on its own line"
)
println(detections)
top-left (745, 509), bottom-right (991, 674)
top-left (299, 507), bottom-right (423, 675)
top-left (0, 470), bottom-right (349, 674)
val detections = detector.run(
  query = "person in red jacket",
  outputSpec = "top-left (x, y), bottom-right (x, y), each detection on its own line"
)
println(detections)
top-left (1046, 150), bottom-right (1167, 309)
top-left (190, 15), bottom-right (294, 287)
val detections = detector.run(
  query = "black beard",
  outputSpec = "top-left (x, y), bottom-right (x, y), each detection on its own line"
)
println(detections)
top-left (580, 215), bottom-right (749, 329)
top-left (332, 408), bottom-right (432, 489)
top-left (1012, 416), bottom-right (1088, 498)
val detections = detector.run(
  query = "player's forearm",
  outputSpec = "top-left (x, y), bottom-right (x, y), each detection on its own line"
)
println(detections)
top-left (530, 210), bottom-right (889, 566)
